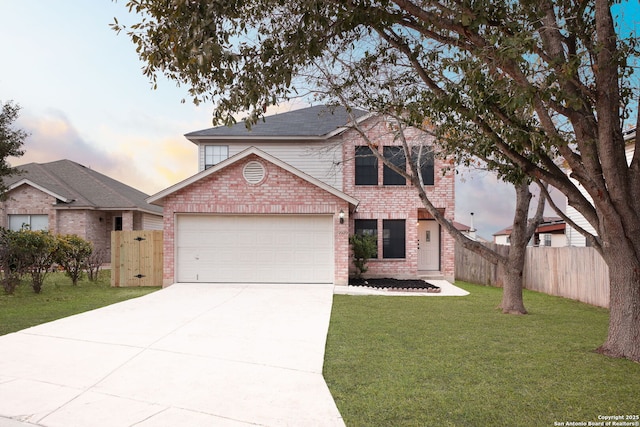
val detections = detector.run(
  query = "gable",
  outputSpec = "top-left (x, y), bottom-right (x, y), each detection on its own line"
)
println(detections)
top-left (4, 184), bottom-right (57, 212)
top-left (149, 147), bottom-right (358, 207)
top-left (7, 179), bottom-right (69, 203)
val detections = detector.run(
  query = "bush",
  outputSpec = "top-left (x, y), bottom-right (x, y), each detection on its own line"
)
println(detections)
top-left (0, 228), bottom-right (27, 294)
top-left (349, 233), bottom-right (377, 278)
top-left (0, 230), bottom-right (96, 293)
top-left (55, 235), bottom-right (93, 286)
top-left (13, 230), bottom-right (58, 293)
top-left (86, 248), bottom-right (106, 282)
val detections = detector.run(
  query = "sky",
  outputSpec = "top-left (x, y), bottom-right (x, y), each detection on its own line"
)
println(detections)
top-left (0, 1), bottom-right (637, 239)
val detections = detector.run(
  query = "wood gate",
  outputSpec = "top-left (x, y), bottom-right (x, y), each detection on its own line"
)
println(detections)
top-left (111, 230), bottom-right (163, 287)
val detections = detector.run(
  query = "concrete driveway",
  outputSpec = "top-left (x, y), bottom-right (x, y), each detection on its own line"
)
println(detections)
top-left (0, 283), bottom-right (344, 427)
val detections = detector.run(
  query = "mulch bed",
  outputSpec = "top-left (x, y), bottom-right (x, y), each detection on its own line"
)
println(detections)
top-left (348, 278), bottom-right (441, 293)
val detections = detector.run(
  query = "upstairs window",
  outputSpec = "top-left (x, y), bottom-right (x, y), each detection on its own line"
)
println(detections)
top-left (411, 146), bottom-right (435, 186)
top-left (383, 147), bottom-right (406, 185)
top-left (205, 145), bottom-right (229, 169)
top-left (355, 146), bottom-right (378, 185)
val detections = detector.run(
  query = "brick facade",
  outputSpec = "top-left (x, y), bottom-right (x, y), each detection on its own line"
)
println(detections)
top-left (159, 114), bottom-right (456, 285)
top-left (160, 154), bottom-right (352, 286)
top-left (341, 118), bottom-right (456, 281)
top-left (0, 185), bottom-right (146, 261)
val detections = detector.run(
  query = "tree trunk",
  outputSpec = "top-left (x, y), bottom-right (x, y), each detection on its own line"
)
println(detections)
top-left (497, 247), bottom-right (528, 315)
top-left (597, 241), bottom-right (640, 361)
top-left (495, 182), bottom-right (544, 315)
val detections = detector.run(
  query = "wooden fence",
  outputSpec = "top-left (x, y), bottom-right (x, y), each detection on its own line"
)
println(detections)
top-left (455, 243), bottom-right (610, 308)
top-left (111, 230), bottom-right (163, 287)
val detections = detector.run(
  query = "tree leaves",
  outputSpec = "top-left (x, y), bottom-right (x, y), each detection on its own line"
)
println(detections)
top-left (0, 101), bottom-right (27, 198)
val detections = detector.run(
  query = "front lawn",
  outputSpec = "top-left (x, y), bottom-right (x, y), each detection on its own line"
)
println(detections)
top-left (324, 282), bottom-right (640, 427)
top-left (0, 270), bottom-right (159, 335)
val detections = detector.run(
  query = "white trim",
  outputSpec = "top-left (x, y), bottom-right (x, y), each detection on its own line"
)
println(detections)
top-left (8, 179), bottom-right (71, 203)
top-left (148, 146), bottom-right (360, 207)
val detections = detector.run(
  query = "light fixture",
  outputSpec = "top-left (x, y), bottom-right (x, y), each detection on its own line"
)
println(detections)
top-left (339, 209), bottom-right (345, 224)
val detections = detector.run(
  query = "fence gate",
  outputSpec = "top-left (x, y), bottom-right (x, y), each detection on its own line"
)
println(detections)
top-left (111, 230), bottom-right (163, 287)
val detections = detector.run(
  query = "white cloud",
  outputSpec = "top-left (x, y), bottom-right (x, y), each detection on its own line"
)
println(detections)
top-left (10, 109), bottom-right (197, 195)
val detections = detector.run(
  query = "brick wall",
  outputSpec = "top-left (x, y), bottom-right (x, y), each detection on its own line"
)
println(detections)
top-left (0, 185), bottom-right (57, 230)
top-left (161, 154), bottom-right (351, 286)
top-left (1, 185), bottom-right (123, 261)
top-left (341, 117), bottom-right (456, 280)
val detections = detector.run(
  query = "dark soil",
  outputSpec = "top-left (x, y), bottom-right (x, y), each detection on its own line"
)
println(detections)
top-left (348, 278), bottom-right (441, 293)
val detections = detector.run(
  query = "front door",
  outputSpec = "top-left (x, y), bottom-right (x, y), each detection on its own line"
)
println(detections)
top-left (418, 220), bottom-right (440, 271)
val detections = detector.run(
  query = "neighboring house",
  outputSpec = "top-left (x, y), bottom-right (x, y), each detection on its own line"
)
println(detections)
top-left (566, 128), bottom-right (636, 246)
top-left (148, 105), bottom-right (456, 286)
top-left (492, 217), bottom-right (567, 247)
top-left (454, 221), bottom-right (489, 243)
top-left (1, 159), bottom-right (163, 260)
top-left (493, 226), bottom-right (512, 245)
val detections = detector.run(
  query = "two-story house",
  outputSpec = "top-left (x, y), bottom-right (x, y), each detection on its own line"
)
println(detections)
top-left (148, 105), bottom-right (455, 286)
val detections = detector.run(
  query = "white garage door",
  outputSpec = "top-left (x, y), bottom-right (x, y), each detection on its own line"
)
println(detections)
top-left (176, 215), bottom-right (334, 283)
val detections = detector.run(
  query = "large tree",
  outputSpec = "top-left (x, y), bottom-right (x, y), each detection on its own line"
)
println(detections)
top-left (114, 0), bottom-right (640, 361)
top-left (0, 100), bottom-right (26, 196)
top-left (329, 99), bottom-right (546, 314)
top-left (311, 59), bottom-right (547, 314)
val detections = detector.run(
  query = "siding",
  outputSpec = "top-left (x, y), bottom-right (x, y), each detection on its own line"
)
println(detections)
top-left (143, 213), bottom-right (164, 230)
top-left (551, 233), bottom-right (567, 247)
top-left (566, 202), bottom-right (596, 246)
top-left (198, 140), bottom-right (343, 190)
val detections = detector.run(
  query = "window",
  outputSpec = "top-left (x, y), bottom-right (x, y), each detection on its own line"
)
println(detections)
top-left (355, 146), bottom-right (378, 185)
top-left (383, 147), bottom-right (406, 185)
top-left (204, 145), bottom-right (229, 169)
top-left (383, 220), bottom-right (405, 258)
top-left (114, 216), bottom-right (123, 231)
top-left (411, 146), bottom-right (435, 186)
top-left (8, 214), bottom-right (48, 231)
top-left (354, 219), bottom-right (378, 258)
top-left (544, 234), bottom-right (552, 247)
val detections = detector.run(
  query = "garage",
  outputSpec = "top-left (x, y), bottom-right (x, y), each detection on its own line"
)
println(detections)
top-left (176, 214), bottom-right (334, 283)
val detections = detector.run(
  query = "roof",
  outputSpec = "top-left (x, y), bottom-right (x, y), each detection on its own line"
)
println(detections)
top-left (185, 105), bottom-right (369, 140)
top-left (4, 160), bottom-right (162, 215)
top-left (624, 127), bottom-right (636, 142)
top-left (493, 217), bottom-right (565, 236)
top-left (453, 221), bottom-right (471, 232)
top-left (148, 146), bottom-right (359, 207)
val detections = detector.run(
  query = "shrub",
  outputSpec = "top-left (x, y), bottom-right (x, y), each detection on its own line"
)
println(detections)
top-left (55, 235), bottom-right (93, 286)
top-left (0, 228), bottom-right (23, 294)
top-left (349, 233), bottom-right (377, 278)
top-left (13, 230), bottom-right (58, 293)
top-left (86, 248), bottom-right (106, 282)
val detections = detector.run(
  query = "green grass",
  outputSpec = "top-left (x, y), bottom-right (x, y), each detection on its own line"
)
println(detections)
top-left (324, 282), bottom-right (640, 427)
top-left (0, 270), bottom-right (159, 336)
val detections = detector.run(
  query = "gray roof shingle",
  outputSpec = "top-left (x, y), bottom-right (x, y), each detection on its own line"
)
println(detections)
top-left (4, 160), bottom-right (162, 214)
top-left (185, 105), bottom-right (368, 138)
